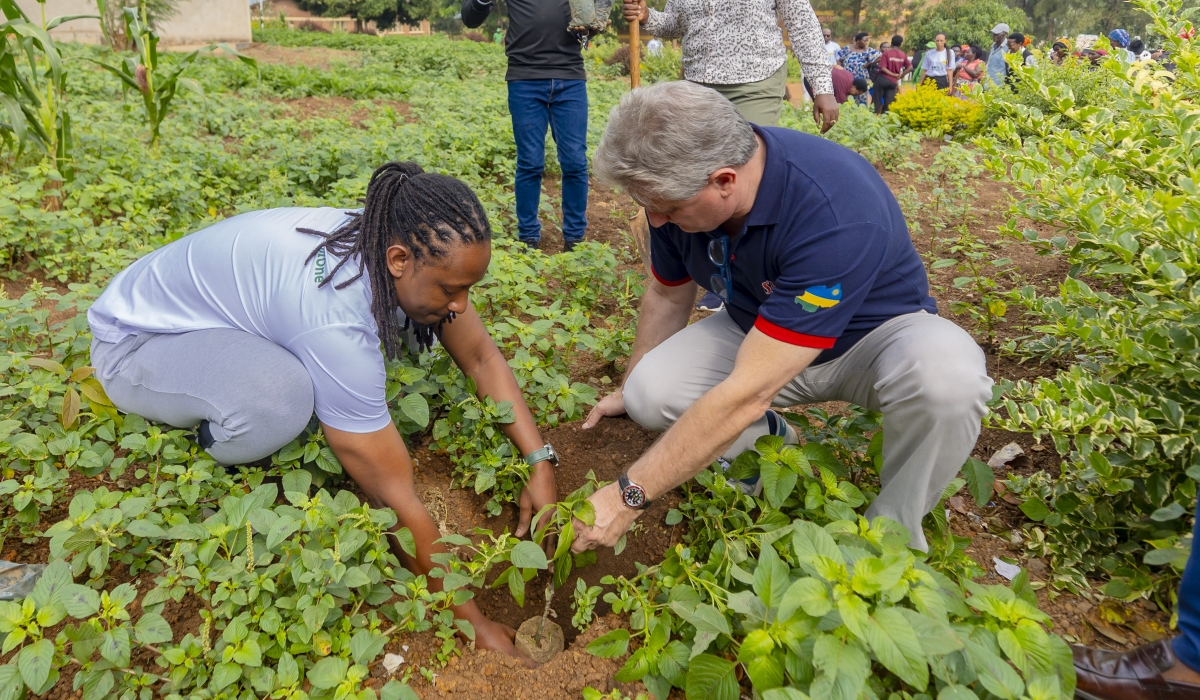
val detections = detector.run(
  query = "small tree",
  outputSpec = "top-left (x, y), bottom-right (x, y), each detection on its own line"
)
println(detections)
top-left (905, 0), bottom-right (1027, 52)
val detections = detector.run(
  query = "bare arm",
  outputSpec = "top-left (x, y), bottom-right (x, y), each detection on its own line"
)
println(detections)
top-left (581, 277), bottom-right (697, 429)
top-left (573, 329), bottom-right (822, 551)
top-left (778, 0), bottom-right (833, 96)
top-left (323, 424), bottom-right (522, 656)
top-left (438, 303), bottom-right (557, 534)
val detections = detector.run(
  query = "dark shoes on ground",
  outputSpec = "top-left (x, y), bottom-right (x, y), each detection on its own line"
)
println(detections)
top-left (1074, 639), bottom-right (1200, 700)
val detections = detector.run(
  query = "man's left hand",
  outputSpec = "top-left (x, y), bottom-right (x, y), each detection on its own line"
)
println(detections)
top-left (813, 93), bottom-right (839, 133)
top-left (515, 462), bottom-right (557, 538)
top-left (571, 482), bottom-right (640, 552)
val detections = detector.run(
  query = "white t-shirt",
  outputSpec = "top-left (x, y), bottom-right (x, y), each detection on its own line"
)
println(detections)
top-left (922, 47), bottom-right (956, 77)
top-left (88, 207), bottom-right (395, 434)
top-left (826, 40), bottom-right (842, 65)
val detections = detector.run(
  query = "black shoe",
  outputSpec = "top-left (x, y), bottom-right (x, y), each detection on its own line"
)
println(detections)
top-left (562, 240), bottom-right (579, 253)
top-left (523, 240), bottom-right (540, 252)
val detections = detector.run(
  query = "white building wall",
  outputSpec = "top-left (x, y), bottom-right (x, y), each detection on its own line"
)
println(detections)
top-left (14, 0), bottom-right (252, 46)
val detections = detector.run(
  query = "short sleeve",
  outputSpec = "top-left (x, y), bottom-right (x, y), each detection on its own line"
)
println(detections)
top-left (287, 325), bottom-right (393, 433)
top-left (648, 227), bottom-right (693, 287)
top-left (755, 223), bottom-right (888, 347)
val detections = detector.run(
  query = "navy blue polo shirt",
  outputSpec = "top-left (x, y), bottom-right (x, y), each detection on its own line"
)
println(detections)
top-left (649, 125), bottom-right (936, 364)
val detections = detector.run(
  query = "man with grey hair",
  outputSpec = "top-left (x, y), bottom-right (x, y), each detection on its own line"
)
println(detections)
top-left (574, 82), bottom-right (992, 551)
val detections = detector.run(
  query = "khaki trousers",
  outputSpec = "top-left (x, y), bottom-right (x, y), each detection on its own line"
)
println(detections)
top-left (622, 309), bottom-right (992, 549)
top-left (695, 62), bottom-right (789, 126)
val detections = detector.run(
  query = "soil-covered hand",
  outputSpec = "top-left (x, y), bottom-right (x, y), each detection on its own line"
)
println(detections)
top-left (581, 387), bottom-right (625, 429)
top-left (516, 462), bottom-right (557, 538)
top-left (813, 93), bottom-right (839, 133)
top-left (622, 0), bottom-right (648, 23)
top-left (570, 482), bottom-right (640, 552)
top-left (473, 617), bottom-right (537, 668)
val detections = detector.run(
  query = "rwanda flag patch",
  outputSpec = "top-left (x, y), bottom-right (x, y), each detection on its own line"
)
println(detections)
top-left (795, 284), bottom-right (842, 312)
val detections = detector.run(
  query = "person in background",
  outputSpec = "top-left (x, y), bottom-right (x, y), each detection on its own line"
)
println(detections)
top-left (1109, 28), bottom-right (1136, 61)
top-left (462, 0), bottom-right (591, 254)
top-left (492, 25), bottom-right (504, 45)
top-left (623, 0), bottom-right (840, 313)
top-left (954, 45), bottom-right (984, 94)
top-left (647, 36), bottom-right (664, 56)
top-left (986, 22), bottom-right (1011, 87)
top-left (1128, 37), bottom-right (1151, 61)
top-left (837, 32), bottom-right (881, 106)
top-left (806, 65), bottom-right (867, 105)
top-left (824, 26), bottom-right (842, 65)
top-left (1051, 38), bottom-right (1071, 64)
top-left (921, 32), bottom-right (956, 91)
top-left (1006, 32), bottom-right (1036, 72)
top-left (873, 34), bottom-right (911, 114)
top-left (622, 0), bottom-right (837, 130)
top-left (868, 41), bottom-right (889, 104)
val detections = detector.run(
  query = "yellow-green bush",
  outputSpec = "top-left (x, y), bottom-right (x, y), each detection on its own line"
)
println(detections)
top-left (890, 80), bottom-right (982, 136)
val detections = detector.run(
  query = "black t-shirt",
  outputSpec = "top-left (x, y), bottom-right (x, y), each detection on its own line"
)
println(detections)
top-left (461, 0), bottom-right (586, 81)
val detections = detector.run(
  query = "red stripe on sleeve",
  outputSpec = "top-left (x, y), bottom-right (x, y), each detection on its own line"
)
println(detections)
top-left (651, 266), bottom-right (692, 287)
top-left (753, 316), bottom-right (837, 348)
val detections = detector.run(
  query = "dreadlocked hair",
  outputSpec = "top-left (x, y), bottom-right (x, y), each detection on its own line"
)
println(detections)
top-left (299, 161), bottom-right (492, 357)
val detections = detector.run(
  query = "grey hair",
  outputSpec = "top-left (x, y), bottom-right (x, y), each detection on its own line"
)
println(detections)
top-left (592, 82), bottom-right (759, 203)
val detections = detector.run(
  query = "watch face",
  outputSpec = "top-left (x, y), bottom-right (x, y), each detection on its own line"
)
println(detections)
top-left (622, 484), bottom-right (647, 509)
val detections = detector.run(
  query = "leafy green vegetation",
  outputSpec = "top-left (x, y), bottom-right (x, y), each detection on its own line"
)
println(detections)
top-left (0, 8), bottom-right (1122, 698)
top-left (979, 0), bottom-right (1200, 607)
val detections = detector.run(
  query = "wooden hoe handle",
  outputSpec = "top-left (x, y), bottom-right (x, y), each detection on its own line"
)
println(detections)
top-left (630, 18), bottom-right (641, 87)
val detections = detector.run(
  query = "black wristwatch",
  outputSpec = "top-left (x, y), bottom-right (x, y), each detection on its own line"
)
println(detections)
top-left (618, 473), bottom-right (650, 510)
top-left (523, 444), bottom-right (558, 467)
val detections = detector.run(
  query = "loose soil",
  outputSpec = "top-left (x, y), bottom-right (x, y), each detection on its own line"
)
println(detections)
top-left (239, 42), bottom-right (363, 70)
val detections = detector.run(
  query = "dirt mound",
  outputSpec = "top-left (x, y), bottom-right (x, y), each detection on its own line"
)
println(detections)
top-left (407, 615), bottom-right (643, 699)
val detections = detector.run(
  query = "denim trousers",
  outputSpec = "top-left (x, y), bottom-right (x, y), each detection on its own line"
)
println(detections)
top-left (507, 79), bottom-right (589, 244)
top-left (1174, 510), bottom-right (1200, 670)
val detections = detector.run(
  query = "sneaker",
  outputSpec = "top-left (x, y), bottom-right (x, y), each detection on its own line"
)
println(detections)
top-left (562, 240), bottom-right (578, 253)
top-left (715, 457), bottom-right (764, 497)
top-left (696, 291), bottom-right (724, 312)
top-left (522, 239), bottom-right (540, 252)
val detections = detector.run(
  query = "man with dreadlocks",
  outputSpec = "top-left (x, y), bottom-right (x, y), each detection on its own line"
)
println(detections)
top-left (87, 162), bottom-right (557, 661)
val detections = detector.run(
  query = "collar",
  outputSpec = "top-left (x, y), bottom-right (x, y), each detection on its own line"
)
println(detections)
top-left (744, 125), bottom-right (785, 228)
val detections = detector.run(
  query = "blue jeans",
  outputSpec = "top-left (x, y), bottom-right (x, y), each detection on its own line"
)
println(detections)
top-left (507, 79), bottom-right (589, 244)
top-left (1173, 508), bottom-right (1200, 669)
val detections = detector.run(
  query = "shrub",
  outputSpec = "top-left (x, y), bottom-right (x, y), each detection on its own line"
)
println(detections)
top-left (980, 56), bottom-right (1116, 132)
top-left (977, 0), bottom-right (1200, 603)
top-left (890, 80), bottom-right (983, 136)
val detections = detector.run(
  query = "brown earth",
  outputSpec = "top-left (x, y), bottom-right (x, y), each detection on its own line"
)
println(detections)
top-left (240, 43), bottom-right (363, 70)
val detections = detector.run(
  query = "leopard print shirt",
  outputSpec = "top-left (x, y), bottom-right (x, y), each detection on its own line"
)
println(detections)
top-left (643, 0), bottom-right (833, 96)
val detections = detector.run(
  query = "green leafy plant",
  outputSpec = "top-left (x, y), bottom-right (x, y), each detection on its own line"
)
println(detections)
top-left (92, 5), bottom-right (257, 145)
top-left (977, 0), bottom-right (1200, 604)
top-left (891, 80), bottom-right (984, 137)
top-left (0, 0), bottom-right (94, 169)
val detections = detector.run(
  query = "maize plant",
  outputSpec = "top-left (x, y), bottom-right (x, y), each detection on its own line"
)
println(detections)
top-left (0, 0), bottom-right (94, 170)
top-left (92, 5), bottom-right (257, 146)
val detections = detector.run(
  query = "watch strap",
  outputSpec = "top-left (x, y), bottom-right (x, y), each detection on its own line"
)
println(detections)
top-left (524, 444), bottom-right (557, 467)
